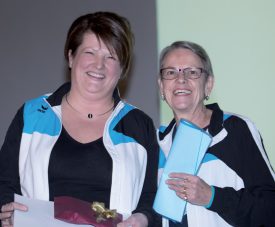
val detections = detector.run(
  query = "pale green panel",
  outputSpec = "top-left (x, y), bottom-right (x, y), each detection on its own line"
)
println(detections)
top-left (157, 0), bottom-right (275, 166)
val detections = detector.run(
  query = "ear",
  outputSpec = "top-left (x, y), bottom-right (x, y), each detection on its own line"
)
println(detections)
top-left (68, 50), bottom-right (73, 68)
top-left (205, 75), bottom-right (214, 97)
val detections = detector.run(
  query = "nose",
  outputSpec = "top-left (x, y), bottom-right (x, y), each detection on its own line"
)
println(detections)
top-left (176, 72), bottom-right (187, 83)
top-left (94, 55), bottom-right (105, 69)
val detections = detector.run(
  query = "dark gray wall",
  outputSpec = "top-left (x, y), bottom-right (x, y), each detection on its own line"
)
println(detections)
top-left (0, 0), bottom-right (159, 145)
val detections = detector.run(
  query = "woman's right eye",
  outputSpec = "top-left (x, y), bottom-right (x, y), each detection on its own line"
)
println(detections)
top-left (167, 70), bottom-right (176, 75)
top-left (85, 51), bottom-right (94, 55)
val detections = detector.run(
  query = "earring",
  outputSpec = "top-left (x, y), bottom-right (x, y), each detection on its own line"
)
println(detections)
top-left (205, 95), bottom-right (209, 100)
top-left (161, 93), bottom-right (165, 101)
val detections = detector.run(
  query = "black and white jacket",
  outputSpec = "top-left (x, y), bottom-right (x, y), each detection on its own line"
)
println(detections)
top-left (0, 82), bottom-right (159, 225)
top-left (158, 103), bottom-right (275, 227)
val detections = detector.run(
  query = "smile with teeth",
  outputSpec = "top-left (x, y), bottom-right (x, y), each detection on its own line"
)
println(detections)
top-left (173, 89), bottom-right (192, 95)
top-left (86, 71), bottom-right (105, 79)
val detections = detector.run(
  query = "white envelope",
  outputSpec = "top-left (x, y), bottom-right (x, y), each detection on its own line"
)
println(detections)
top-left (153, 119), bottom-right (212, 222)
top-left (14, 194), bottom-right (88, 227)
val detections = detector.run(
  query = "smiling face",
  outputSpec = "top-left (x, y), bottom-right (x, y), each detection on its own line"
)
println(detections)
top-left (159, 48), bottom-right (214, 119)
top-left (68, 32), bottom-right (122, 100)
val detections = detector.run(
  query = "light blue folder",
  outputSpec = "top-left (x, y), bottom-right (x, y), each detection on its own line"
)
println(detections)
top-left (153, 119), bottom-right (212, 222)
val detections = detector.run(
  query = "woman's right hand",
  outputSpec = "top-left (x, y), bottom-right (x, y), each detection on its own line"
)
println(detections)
top-left (0, 202), bottom-right (28, 227)
top-left (166, 172), bottom-right (212, 206)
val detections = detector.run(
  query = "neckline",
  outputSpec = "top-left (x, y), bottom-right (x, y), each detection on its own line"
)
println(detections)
top-left (64, 93), bottom-right (114, 120)
top-left (61, 126), bottom-right (103, 145)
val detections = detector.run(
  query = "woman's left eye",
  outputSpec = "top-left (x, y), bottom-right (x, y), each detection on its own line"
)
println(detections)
top-left (106, 55), bottom-right (116, 60)
top-left (84, 51), bottom-right (95, 55)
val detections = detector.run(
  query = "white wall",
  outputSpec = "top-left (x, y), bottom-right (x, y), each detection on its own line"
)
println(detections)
top-left (157, 0), bottom-right (275, 166)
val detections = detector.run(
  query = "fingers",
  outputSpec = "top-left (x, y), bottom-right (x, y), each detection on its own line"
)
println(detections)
top-left (166, 175), bottom-right (190, 189)
top-left (168, 174), bottom-right (212, 206)
top-left (179, 179), bottom-right (190, 201)
top-left (1, 202), bottom-right (28, 213)
top-left (0, 204), bottom-right (13, 227)
top-left (166, 177), bottom-right (189, 187)
top-left (166, 174), bottom-right (210, 204)
top-left (180, 186), bottom-right (188, 201)
top-left (1, 202), bottom-right (28, 227)
top-left (117, 222), bottom-right (131, 227)
top-left (117, 213), bottom-right (148, 227)
top-left (1, 217), bottom-right (13, 227)
top-left (177, 178), bottom-right (189, 201)
top-left (117, 219), bottom-right (134, 227)
top-left (169, 172), bottom-right (192, 179)
top-left (0, 210), bottom-right (12, 220)
top-left (166, 176), bottom-right (189, 202)
top-left (0, 203), bottom-right (14, 222)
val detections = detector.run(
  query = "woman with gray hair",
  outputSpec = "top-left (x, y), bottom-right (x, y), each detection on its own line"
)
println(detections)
top-left (157, 41), bottom-right (275, 226)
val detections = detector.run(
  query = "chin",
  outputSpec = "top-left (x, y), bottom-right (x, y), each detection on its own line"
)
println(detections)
top-left (171, 101), bottom-right (190, 110)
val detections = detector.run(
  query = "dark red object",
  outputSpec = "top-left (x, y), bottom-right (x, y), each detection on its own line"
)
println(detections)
top-left (54, 196), bottom-right (122, 227)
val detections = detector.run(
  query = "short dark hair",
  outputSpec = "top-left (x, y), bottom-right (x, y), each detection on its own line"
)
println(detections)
top-left (64, 11), bottom-right (134, 78)
top-left (159, 41), bottom-right (214, 78)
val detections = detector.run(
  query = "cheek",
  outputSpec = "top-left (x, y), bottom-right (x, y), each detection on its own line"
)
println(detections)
top-left (79, 56), bottom-right (92, 68)
top-left (71, 56), bottom-right (87, 70)
top-left (161, 81), bottom-right (172, 93)
top-left (162, 84), bottom-right (175, 104)
top-left (111, 65), bottom-right (122, 79)
top-left (196, 82), bottom-right (207, 100)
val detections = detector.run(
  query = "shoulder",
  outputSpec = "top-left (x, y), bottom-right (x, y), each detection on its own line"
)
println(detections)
top-left (113, 101), bottom-right (156, 137)
top-left (120, 102), bottom-right (155, 125)
top-left (25, 94), bottom-right (50, 106)
top-left (23, 93), bottom-right (52, 115)
top-left (224, 111), bottom-right (256, 129)
top-left (223, 111), bottom-right (261, 140)
top-left (24, 83), bottom-right (69, 110)
top-left (111, 102), bottom-right (157, 148)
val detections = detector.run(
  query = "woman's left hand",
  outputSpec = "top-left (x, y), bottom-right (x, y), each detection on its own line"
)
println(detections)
top-left (117, 212), bottom-right (148, 227)
top-left (166, 172), bottom-right (212, 206)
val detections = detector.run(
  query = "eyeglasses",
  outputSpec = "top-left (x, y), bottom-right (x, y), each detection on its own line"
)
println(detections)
top-left (160, 67), bottom-right (208, 80)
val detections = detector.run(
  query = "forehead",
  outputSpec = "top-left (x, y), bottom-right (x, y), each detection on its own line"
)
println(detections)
top-left (80, 32), bottom-right (113, 53)
top-left (163, 48), bottom-right (203, 67)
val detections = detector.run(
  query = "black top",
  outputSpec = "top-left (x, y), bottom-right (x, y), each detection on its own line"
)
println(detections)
top-left (48, 126), bottom-right (112, 206)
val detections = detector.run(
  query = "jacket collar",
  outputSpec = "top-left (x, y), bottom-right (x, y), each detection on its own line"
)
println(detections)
top-left (159, 103), bottom-right (225, 140)
top-left (205, 103), bottom-right (224, 136)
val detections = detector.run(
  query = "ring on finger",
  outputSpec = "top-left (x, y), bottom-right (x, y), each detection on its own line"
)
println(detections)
top-left (181, 187), bottom-right (188, 201)
top-left (182, 187), bottom-right (186, 193)
top-left (183, 195), bottom-right (188, 201)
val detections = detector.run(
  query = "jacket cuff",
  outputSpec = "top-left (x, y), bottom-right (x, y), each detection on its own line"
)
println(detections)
top-left (204, 185), bottom-right (215, 209)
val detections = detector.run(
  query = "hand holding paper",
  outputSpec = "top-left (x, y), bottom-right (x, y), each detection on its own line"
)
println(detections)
top-left (14, 194), bottom-right (85, 227)
top-left (13, 194), bottom-right (122, 227)
top-left (153, 119), bottom-right (212, 222)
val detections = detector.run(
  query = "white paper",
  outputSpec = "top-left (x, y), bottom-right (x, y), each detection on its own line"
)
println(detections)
top-left (14, 194), bottom-right (89, 227)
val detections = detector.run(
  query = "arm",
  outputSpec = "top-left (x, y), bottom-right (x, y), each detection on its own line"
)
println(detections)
top-left (131, 118), bottom-right (160, 227)
top-left (0, 107), bottom-right (24, 208)
top-left (209, 119), bottom-right (275, 227)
